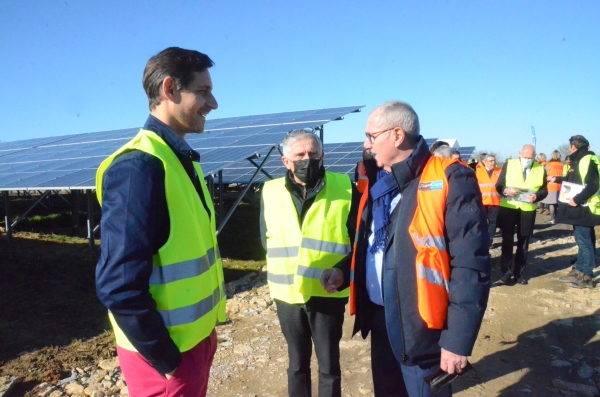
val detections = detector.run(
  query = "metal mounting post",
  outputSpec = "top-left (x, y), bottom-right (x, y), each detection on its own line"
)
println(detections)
top-left (218, 170), bottom-right (223, 223)
top-left (87, 189), bottom-right (95, 250)
top-left (4, 191), bottom-right (11, 241)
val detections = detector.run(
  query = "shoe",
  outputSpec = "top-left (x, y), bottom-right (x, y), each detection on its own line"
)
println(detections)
top-left (569, 274), bottom-right (595, 289)
top-left (499, 272), bottom-right (513, 284)
top-left (516, 277), bottom-right (528, 285)
top-left (547, 220), bottom-right (555, 224)
top-left (559, 268), bottom-right (582, 283)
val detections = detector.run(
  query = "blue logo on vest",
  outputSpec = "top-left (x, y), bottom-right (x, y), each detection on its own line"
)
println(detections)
top-left (419, 180), bottom-right (443, 191)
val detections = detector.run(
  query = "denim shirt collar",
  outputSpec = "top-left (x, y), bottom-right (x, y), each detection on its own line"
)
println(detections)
top-left (143, 115), bottom-right (201, 162)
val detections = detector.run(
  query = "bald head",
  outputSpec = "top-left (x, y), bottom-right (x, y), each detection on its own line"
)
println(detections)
top-left (520, 144), bottom-right (535, 159)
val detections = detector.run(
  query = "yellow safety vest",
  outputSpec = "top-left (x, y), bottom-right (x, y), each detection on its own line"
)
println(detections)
top-left (578, 154), bottom-right (600, 216)
top-left (263, 172), bottom-right (351, 304)
top-left (96, 129), bottom-right (226, 352)
top-left (500, 159), bottom-right (545, 212)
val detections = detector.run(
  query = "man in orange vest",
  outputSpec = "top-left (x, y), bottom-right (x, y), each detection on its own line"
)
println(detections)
top-left (476, 154), bottom-right (501, 245)
top-left (320, 101), bottom-right (490, 397)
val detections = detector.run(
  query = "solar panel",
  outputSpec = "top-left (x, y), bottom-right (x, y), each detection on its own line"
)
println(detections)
top-left (220, 139), bottom-right (477, 184)
top-left (0, 106), bottom-right (364, 191)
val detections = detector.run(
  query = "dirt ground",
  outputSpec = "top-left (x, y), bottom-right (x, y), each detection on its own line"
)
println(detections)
top-left (1, 211), bottom-right (600, 396)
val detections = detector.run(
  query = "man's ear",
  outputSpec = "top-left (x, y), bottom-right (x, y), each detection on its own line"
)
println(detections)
top-left (161, 76), bottom-right (179, 104)
top-left (393, 128), bottom-right (405, 149)
top-left (281, 156), bottom-right (293, 171)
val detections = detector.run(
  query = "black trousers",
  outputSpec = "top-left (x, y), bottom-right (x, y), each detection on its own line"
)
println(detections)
top-left (370, 304), bottom-right (409, 397)
top-left (485, 205), bottom-right (499, 243)
top-left (500, 224), bottom-right (531, 279)
top-left (275, 297), bottom-right (347, 397)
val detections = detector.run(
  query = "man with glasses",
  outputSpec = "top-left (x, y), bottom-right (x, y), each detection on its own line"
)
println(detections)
top-left (476, 154), bottom-right (502, 246)
top-left (495, 144), bottom-right (547, 286)
top-left (321, 101), bottom-right (490, 396)
top-left (260, 130), bottom-right (359, 397)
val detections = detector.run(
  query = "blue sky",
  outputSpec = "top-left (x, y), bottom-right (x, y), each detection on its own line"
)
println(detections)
top-left (1, 1), bottom-right (598, 160)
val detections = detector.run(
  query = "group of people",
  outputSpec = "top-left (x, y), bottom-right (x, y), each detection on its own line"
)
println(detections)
top-left (93, 46), bottom-right (598, 397)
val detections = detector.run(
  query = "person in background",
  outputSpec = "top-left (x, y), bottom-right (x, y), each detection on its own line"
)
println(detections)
top-left (433, 145), bottom-right (453, 159)
top-left (542, 151), bottom-right (563, 224)
top-left (429, 140), bottom-right (449, 154)
top-left (451, 150), bottom-right (469, 167)
top-left (563, 155), bottom-right (572, 177)
top-left (260, 130), bottom-right (359, 397)
top-left (495, 144), bottom-right (548, 286)
top-left (536, 153), bottom-right (547, 167)
top-left (321, 100), bottom-right (490, 397)
top-left (555, 135), bottom-right (600, 289)
top-left (536, 153), bottom-right (549, 213)
top-left (476, 154), bottom-right (502, 245)
top-left (95, 47), bottom-right (225, 397)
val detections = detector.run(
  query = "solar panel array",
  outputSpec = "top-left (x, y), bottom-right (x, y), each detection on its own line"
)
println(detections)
top-left (220, 138), bottom-right (441, 184)
top-left (456, 146), bottom-right (476, 161)
top-left (0, 106), bottom-right (364, 191)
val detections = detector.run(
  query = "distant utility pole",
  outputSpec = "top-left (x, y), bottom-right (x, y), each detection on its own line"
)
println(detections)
top-left (531, 126), bottom-right (536, 151)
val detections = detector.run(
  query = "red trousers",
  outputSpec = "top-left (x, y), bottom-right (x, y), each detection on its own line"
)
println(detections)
top-left (117, 330), bottom-right (217, 397)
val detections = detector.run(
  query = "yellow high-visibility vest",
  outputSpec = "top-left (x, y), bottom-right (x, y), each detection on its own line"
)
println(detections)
top-left (500, 159), bottom-right (545, 212)
top-left (96, 129), bottom-right (226, 352)
top-left (263, 172), bottom-right (351, 304)
top-left (578, 154), bottom-right (600, 216)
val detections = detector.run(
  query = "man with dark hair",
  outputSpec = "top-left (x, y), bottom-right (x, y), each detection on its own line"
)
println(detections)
top-left (96, 47), bottom-right (223, 397)
top-left (556, 135), bottom-right (600, 289)
top-left (321, 100), bottom-right (490, 396)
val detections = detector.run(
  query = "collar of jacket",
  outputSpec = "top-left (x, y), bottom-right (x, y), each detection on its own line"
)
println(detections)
top-left (143, 115), bottom-right (201, 162)
top-left (390, 135), bottom-right (431, 192)
top-left (285, 166), bottom-right (326, 201)
top-left (570, 147), bottom-right (596, 163)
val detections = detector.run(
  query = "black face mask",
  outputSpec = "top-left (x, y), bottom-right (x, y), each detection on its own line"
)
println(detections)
top-left (292, 158), bottom-right (321, 184)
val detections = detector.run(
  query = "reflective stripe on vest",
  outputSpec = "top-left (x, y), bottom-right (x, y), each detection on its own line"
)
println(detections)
top-left (476, 166), bottom-right (501, 206)
top-left (409, 156), bottom-right (456, 329)
top-left (578, 155), bottom-right (600, 216)
top-left (500, 159), bottom-right (545, 212)
top-left (96, 129), bottom-right (226, 352)
top-left (263, 172), bottom-right (351, 304)
top-left (546, 161), bottom-right (564, 192)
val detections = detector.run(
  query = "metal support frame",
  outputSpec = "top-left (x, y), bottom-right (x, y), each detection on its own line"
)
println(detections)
top-left (318, 125), bottom-right (324, 144)
top-left (86, 189), bottom-right (96, 250)
top-left (4, 191), bottom-right (11, 241)
top-left (11, 190), bottom-right (51, 230)
top-left (22, 190), bottom-right (49, 210)
top-left (216, 145), bottom-right (277, 235)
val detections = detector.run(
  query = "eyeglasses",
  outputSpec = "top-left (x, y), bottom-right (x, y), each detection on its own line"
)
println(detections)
top-left (364, 128), bottom-right (395, 144)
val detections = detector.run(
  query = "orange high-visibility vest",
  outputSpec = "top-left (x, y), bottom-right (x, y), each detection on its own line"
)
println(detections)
top-left (349, 187), bottom-right (369, 316)
top-left (546, 161), bottom-right (564, 192)
top-left (408, 157), bottom-right (456, 329)
top-left (355, 161), bottom-right (368, 194)
top-left (476, 166), bottom-right (501, 206)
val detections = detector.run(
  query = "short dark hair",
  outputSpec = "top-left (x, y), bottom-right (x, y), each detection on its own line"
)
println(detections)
top-left (452, 150), bottom-right (460, 156)
top-left (569, 135), bottom-right (589, 150)
top-left (142, 47), bottom-right (214, 110)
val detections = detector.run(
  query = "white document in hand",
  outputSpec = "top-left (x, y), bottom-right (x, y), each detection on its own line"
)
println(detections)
top-left (559, 182), bottom-right (588, 206)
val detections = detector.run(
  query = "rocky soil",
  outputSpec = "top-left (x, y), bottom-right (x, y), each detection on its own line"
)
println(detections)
top-left (2, 216), bottom-right (600, 397)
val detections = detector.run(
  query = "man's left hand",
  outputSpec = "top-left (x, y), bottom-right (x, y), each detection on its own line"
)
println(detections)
top-left (440, 348), bottom-right (468, 375)
top-left (527, 193), bottom-right (537, 203)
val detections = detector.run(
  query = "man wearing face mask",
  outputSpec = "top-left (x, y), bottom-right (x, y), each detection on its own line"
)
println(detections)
top-left (259, 130), bottom-right (359, 397)
top-left (495, 144), bottom-right (548, 285)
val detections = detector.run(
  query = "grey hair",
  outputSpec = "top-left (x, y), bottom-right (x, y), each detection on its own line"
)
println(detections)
top-left (282, 130), bottom-right (323, 157)
top-left (371, 100), bottom-right (420, 141)
top-left (484, 154), bottom-right (496, 162)
top-left (550, 150), bottom-right (561, 161)
top-left (433, 145), bottom-right (452, 159)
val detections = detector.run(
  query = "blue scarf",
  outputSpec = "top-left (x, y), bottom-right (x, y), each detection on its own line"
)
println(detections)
top-left (370, 169), bottom-right (400, 254)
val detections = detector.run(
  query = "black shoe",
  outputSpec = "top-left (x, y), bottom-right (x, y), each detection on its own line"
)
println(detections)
top-left (516, 277), bottom-right (528, 285)
top-left (499, 272), bottom-right (512, 284)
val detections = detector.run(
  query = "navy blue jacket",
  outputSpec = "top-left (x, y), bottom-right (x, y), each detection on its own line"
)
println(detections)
top-left (338, 137), bottom-right (491, 366)
top-left (95, 115), bottom-right (211, 375)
